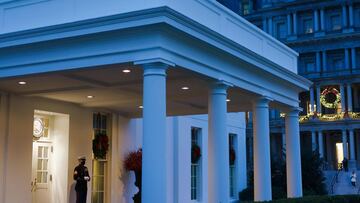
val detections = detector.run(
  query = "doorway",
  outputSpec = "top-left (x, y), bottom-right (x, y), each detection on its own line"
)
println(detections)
top-left (336, 142), bottom-right (344, 170)
top-left (31, 110), bottom-right (70, 203)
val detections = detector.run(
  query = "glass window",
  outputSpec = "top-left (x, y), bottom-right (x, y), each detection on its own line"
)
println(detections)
top-left (305, 61), bottom-right (315, 73)
top-left (242, 2), bottom-right (249, 15)
top-left (191, 127), bottom-right (202, 200)
top-left (92, 113), bottom-right (108, 203)
top-left (276, 22), bottom-right (286, 39)
top-left (333, 58), bottom-right (344, 70)
top-left (304, 19), bottom-right (313, 34)
top-left (229, 134), bottom-right (237, 198)
top-left (92, 160), bottom-right (106, 203)
top-left (330, 15), bottom-right (341, 30)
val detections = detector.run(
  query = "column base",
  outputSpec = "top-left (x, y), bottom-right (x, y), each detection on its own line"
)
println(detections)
top-left (349, 159), bottom-right (357, 170)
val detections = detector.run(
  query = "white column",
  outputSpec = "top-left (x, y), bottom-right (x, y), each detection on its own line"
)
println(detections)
top-left (253, 97), bottom-right (272, 201)
top-left (320, 9), bottom-right (325, 31)
top-left (141, 62), bottom-right (168, 203)
top-left (345, 48), bottom-right (350, 70)
top-left (340, 84), bottom-right (346, 112)
top-left (316, 52), bottom-right (321, 72)
top-left (349, 129), bottom-right (355, 160)
top-left (268, 17), bottom-right (273, 36)
top-left (285, 108), bottom-right (303, 198)
top-left (342, 5), bottom-right (348, 28)
top-left (342, 130), bottom-right (349, 159)
top-left (310, 87), bottom-right (314, 113)
top-left (316, 85), bottom-right (321, 114)
top-left (311, 131), bottom-right (317, 151)
top-left (208, 81), bottom-right (230, 203)
top-left (347, 83), bottom-right (353, 112)
top-left (351, 48), bottom-right (357, 69)
top-left (322, 51), bottom-right (327, 72)
top-left (318, 131), bottom-right (324, 158)
top-left (263, 17), bottom-right (268, 32)
top-left (282, 131), bottom-right (286, 152)
top-left (287, 14), bottom-right (292, 35)
top-left (293, 12), bottom-right (297, 35)
top-left (314, 9), bottom-right (319, 32)
top-left (349, 4), bottom-right (354, 27)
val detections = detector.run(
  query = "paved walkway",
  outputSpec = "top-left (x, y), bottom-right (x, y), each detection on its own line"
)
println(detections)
top-left (332, 171), bottom-right (360, 195)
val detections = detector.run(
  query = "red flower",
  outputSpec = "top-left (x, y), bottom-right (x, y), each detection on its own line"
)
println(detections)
top-left (191, 144), bottom-right (201, 164)
top-left (229, 148), bottom-right (236, 165)
top-left (124, 149), bottom-right (142, 172)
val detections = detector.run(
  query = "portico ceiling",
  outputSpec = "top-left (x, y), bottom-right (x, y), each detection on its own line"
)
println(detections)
top-left (0, 63), bottom-right (264, 117)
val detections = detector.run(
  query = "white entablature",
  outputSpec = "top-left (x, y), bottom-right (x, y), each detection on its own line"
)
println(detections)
top-left (0, 0), bottom-right (297, 73)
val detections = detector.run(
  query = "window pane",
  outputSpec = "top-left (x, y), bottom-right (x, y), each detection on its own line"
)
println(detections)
top-left (43, 147), bottom-right (48, 158)
top-left (37, 172), bottom-right (42, 183)
top-left (43, 172), bottom-right (48, 183)
top-left (304, 19), bottom-right (313, 33)
top-left (37, 159), bottom-right (42, 170)
top-left (43, 159), bottom-right (48, 170)
top-left (38, 147), bottom-right (43, 158)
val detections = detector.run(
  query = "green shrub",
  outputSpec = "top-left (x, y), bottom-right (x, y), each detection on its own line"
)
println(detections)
top-left (258, 195), bottom-right (360, 203)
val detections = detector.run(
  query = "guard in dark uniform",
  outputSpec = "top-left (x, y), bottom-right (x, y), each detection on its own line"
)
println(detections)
top-left (73, 156), bottom-right (90, 203)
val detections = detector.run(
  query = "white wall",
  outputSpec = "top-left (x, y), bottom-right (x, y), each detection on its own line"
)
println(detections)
top-left (112, 113), bottom-right (246, 203)
top-left (0, 93), bottom-right (9, 203)
top-left (52, 113), bottom-right (70, 203)
top-left (2, 94), bottom-right (93, 203)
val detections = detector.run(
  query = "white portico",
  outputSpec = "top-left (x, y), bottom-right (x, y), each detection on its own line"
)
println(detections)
top-left (0, 0), bottom-right (311, 202)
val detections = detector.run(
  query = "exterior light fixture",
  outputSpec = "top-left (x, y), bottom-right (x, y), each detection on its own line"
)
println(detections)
top-left (123, 69), bottom-right (131, 73)
top-left (139, 105), bottom-right (143, 109)
top-left (87, 95), bottom-right (94, 99)
top-left (18, 81), bottom-right (27, 85)
top-left (181, 87), bottom-right (189, 90)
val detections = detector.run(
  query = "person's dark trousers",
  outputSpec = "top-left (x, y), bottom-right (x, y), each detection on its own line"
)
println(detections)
top-left (76, 189), bottom-right (87, 203)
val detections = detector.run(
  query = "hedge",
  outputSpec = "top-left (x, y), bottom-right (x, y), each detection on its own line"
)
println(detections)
top-left (257, 195), bottom-right (360, 203)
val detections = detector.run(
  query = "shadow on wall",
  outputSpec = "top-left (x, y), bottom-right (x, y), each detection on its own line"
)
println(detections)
top-left (68, 182), bottom-right (76, 203)
top-left (121, 170), bottom-right (137, 202)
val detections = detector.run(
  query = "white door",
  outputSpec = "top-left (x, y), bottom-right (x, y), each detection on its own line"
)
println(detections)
top-left (31, 141), bottom-right (52, 203)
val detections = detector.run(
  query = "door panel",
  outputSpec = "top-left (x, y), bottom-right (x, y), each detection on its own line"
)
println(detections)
top-left (32, 142), bottom-right (52, 203)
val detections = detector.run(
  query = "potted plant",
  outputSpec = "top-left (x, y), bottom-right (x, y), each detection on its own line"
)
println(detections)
top-left (124, 149), bottom-right (142, 203)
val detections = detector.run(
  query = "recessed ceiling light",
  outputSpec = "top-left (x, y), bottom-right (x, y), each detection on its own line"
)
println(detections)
top-left (226, 99), bottom-right (231, 102)
top-left (139, 105), bottom-right (143, 109)
top-left (123, 69), bottom-right (131, 73)
top-left (18, 81), bottom-right (27, 85)
top-left (87, 95), bottom-right (94, 99)
top-left (181, 87), bottom-right (189, 90)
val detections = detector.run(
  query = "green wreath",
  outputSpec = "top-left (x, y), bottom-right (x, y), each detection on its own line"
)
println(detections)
top-left (92, 132), bottom-right (109, 159)
top-left (320, 87), bottom-right (341, 109)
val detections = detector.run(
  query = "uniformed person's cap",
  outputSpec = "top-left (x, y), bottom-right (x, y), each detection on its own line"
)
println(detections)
top-left (78, 155), bottom-right (86, 160)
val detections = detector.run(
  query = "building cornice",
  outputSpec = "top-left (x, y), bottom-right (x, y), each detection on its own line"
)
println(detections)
top-left (0, 6), bottom-right (310, 92)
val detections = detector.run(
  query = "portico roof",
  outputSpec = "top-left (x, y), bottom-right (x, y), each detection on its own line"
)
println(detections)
top-left (0, 0), bottom-right (311, 113)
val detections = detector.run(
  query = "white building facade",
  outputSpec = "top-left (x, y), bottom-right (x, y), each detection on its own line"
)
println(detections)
top-left (0, 0), bottom-right (311, 203)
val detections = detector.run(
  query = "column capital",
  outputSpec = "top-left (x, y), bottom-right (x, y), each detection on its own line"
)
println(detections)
top-left (135, 58), bottom-right (174, 76)
top-left (253, 96), bottom-right (273, 108)
top-left (209, 80), bottom-right (233, 95)
top-left (134, 58), bottom-right (175, 67)
top-left (285, 107), bottom-right (302, 117)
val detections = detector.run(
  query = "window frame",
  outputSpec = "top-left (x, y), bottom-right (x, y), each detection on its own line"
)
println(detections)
top-left (191, 127), bottom-right (202, 201)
